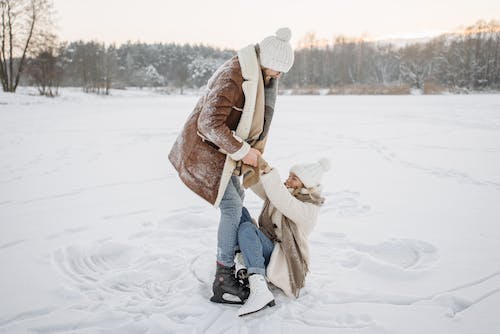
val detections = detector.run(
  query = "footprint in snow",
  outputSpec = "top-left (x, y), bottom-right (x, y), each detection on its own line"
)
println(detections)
top-left (352, 238), bottom-right (439, 270)
top-left (317, 234), bottom-right (439, 273)
top-left (321, 190), bottom-right (371, 217)
top-left (52, 240), bottom-right (196, 314)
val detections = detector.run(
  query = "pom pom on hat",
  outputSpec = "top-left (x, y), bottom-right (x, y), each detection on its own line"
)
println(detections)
top-left (290, 158), bottom-right (331, 188)
top-left (259, 27), bottom-right (295, 73)
top-left (275, 27), bottom-right (292, 42)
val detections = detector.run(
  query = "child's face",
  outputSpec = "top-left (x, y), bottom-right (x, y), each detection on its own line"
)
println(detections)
top-left (284, 172), bottom-right (304, 190)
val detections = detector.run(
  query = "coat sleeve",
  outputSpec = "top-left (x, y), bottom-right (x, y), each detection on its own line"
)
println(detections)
top-left (250, 180), bottom-right (267, 200)
top-left (259, 169), bottom-right (318, 233)
top-left (197, 79), bottom-right (250, 161)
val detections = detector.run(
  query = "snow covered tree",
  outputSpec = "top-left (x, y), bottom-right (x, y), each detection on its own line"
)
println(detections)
top-left (135, 64), bottom-right (164, 87)
top-left (431, 20), bottom-right (500, 91)
top-left (371, 44), bottom-right (400, 85)
top-left (188, 57), bottom-right (222, 88)
top-left (27, 44), bottom-right (63, 96)
top-left (399, 44), bottom-right (432, 91)
top-left (103, 44), bottom-right (118, 94)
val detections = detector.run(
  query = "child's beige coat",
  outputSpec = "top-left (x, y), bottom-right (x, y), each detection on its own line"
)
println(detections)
top-left (251, 168), bottom-right (321, 297)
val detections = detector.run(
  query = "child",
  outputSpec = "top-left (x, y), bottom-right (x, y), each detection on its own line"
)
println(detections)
top-left (236, 157), bottom-right (331, 316)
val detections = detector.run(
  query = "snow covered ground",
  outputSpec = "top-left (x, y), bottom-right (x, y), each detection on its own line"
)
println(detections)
top-left (1, 88), bottom-right (500, 333)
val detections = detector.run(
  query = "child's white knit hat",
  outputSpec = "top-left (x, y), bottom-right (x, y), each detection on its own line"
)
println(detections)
top-left (290, 158), bottom-right (331, 188)
top-left (259, 27), bottom-right (295, 73)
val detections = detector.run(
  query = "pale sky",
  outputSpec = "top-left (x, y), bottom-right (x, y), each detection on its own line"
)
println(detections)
top-left (53, 0), bottom-right (500, 48)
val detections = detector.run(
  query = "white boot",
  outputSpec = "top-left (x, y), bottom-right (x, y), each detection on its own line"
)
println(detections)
top-left (238, 274), bottom-right (275, 316)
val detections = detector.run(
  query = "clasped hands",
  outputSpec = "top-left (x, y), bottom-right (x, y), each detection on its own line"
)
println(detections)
top-left (241, 148), bottom-right (272, 174)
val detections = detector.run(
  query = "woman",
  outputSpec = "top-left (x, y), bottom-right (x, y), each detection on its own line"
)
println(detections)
top-left (236, 157), bottom-right (331, 316)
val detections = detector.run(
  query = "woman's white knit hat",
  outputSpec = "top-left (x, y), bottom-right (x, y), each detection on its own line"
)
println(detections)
top-left (259, 27), bottom-right (295, 73)
top-left (290, 158), bottom-right (331, 188)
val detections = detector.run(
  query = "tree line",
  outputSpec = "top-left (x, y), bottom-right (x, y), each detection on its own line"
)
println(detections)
top-left (283, 20), bottom-right (500, 93)
top-left (1, 1), bottom-right (499, 96)
top-left (30, 41), bottom-right (234, 95)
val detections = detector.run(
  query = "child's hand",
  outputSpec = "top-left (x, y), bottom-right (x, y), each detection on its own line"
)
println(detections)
top-left (257, 156), bottom-right (272, 174)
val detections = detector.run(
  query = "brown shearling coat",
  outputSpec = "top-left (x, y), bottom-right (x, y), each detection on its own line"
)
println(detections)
top-left (168, 56), bottom-right (247, 205)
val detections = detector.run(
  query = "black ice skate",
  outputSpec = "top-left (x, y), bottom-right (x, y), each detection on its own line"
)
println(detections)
top-left (210, 262), bottom-right (250, 304)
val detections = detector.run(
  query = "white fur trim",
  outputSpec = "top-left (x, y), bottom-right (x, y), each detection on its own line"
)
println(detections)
top-left (213, 158), bottom-right (236, 208)
top-left (213, 45), bottom-right (261, 208)
top-left (238, 45), bottom-right (260, 81)
top-left (229, 141), bottom-right (251, 161)
top-left (235, 45), bottom-right (260, 140)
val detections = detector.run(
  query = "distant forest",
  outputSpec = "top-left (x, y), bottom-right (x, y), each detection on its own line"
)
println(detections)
top-left (2, 2), bottom-right (499, 96)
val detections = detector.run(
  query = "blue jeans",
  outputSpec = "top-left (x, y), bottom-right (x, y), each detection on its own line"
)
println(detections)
top-left (237, 207), bottom-right (275, 276)
top-left (216, 175), bottom-right (245, 267)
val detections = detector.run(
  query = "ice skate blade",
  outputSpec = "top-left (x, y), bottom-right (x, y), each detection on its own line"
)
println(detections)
top-left (210, 295), bottom-right (245, 305)
top-left (238, 300), bottom-right (275, 317)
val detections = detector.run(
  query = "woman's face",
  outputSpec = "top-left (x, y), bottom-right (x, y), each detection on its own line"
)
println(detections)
top-left (262, 67), bottom-right (282, 85)
top-left (284, 172), bottom-right (304, 190)
top-left (263, 68), bottom-right (282, 79)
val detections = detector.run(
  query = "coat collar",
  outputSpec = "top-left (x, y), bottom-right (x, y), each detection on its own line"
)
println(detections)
top-left (237, 44), bottom-right (260, 82)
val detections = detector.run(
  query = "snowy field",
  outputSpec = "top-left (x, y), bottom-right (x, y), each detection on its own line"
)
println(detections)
top-left (1, 88), bottom-right (500, 333)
